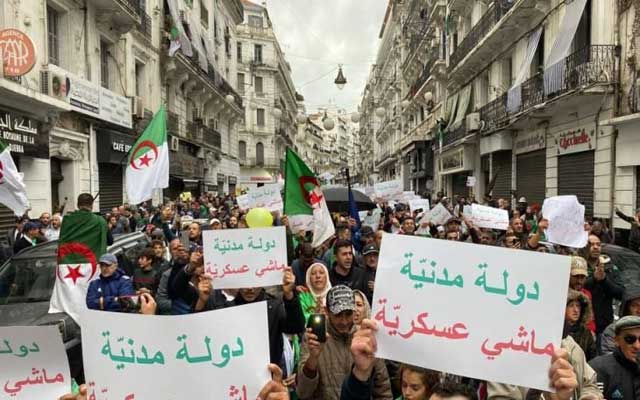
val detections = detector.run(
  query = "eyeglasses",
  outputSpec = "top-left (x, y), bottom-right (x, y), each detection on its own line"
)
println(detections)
top-left (623, 334), bottom-right (640, 345)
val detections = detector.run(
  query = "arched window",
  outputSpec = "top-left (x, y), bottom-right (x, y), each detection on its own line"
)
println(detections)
top-left (256, 142), bottom-right (264, 166)
top-left (239, 140), bottom-right (246, 161)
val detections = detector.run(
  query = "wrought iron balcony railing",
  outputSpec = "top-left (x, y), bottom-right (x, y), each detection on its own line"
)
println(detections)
top-left (449, 0), bottom-right (513, 70)
top-left (138, 11), bottom-right (152, 40)
top-left (479, 45), bottom-right (617, 134)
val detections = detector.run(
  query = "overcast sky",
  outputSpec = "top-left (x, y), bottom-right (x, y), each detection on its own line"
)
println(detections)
top-left (263, 0), bottom-right (388, 114)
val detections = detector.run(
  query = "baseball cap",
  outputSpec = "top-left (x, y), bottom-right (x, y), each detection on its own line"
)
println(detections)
top-left (326, 285), bottom-right (356, 315)
top-left (614, 315), bottom-right (640, 335)
top-left (98, 253), bottom-right (118, 265)
top-left (209, 218), bottom-right (221, 225)
top-left (23, 221), bottom-right (40, 231)
top-left (518, 197), bottom-right (527, 203)
top-left (362, 244), bottom-right (379, 256)
top-left (570, 256), bottom-right (588, 276)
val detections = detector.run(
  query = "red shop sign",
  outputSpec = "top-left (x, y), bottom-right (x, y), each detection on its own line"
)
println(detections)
top-left (0, 29), bottom-right (36, 77)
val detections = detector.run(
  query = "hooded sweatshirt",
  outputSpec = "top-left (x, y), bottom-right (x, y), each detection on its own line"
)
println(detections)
top-left (600, 285), bottom-right (640, 354)
top-left (565, 289), bottom-right (597, 361)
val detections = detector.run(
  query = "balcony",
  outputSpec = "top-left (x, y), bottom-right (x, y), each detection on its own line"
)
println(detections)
top-left (479, 45), bottom-right (617, 134)
top-left (202, 126), bottom-right (222, 149)
top-left (89, 0), bottom-right (141, 32)
top-left (449, 1), bottom-right (513, 71)
top-left (169, 151), bottom-right (204, 178)
top-left (185, 120), bottom-right (203, 143)
top-left (167, 111), bottom-right (179, 134)
top-left (239, 157), bottom-right (280, 168)
top-left (399, 105), bottom-right (439, 149)
top-left (402, 0), bottom-right (445, 75)
top-left (438, 119), bottom-right (473, 149)
top-left (136, 11), bottom-right (152, 41)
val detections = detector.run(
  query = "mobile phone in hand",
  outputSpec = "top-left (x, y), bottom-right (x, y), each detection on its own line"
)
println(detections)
top-left (307, 313), bottom-right (326, 343)
top-left (179, 230), bottom-right (190, 248)
top-left (118, 295), bottom-right (141, 313)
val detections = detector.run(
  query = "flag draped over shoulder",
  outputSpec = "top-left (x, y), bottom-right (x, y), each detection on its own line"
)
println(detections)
top-left (49, 209), bottom-right (108, 323)
top-left (0, 139), bottom-right (29, 216)
top-left (125, 105), bottom-right (169, 204)
top-left (283, 148), bottom-right (335, 247)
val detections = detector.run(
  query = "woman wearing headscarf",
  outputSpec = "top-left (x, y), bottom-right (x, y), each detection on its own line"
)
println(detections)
top-left (298, 262), bottom-right (332, 324)
top-left (353, 289), bottom-right (371, 327)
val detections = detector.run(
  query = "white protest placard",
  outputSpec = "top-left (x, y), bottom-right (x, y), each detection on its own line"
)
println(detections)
top-left (471, 203), bottom-right (509, 230)
top-left (423, 202), bottom-right (452, 225)
top-left (203, 226), bottom-right (287, 289)
top-left (542, 195), bottom-right (588, 248)
top-left (361, 208), bottom-right (382, 231)
top-left (409, 199), bottom-right (430, 213)
top-left (466, 176), bottom-right (477, 187)
top-left (374, 180), bottom-right (403, 201)
top-left (463, 205), bottom-right (473, 216)
top-left (400, 191), bottom-right (418, 203)
top-left (372, 234), bottom-right (569, 391)
top-left (81, 302), bottom-right (270, 399)
top-left (0, 326), bottom-right (70, 400)
top-left (236, 185), bottom-right (283, 213)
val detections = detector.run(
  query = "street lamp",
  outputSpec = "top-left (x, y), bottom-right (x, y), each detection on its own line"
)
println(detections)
top-left (296, 113), bottom-right (307, 124)
top-left (351, 112), bottom-right (360, 123)
top-left (273, 107), bottom-right (282, 118)
top-left (225, 94), bottom-right (235, 103)
top-left (334, 65), bottom-right (347, 90)
top-left (375, 107), bottom-right (386, 118)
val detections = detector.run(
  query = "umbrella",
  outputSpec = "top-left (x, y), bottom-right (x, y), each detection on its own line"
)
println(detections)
top-left (322, 187), bottom-right (376, 213)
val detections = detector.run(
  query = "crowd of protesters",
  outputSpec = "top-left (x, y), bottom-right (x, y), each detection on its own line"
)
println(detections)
top-left (7, 189), bottom-right (638, 400)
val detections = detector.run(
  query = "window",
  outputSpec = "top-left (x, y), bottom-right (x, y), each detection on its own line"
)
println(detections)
top-left (100, 41), bottom-right (110, 89)
top-left (200, 0), bottom-right (209, 28)
top-left (256, 142), bottom-right (264, 165)
top-left (237, 73), bottom-right (245, 94)
top-left (254, 76), bottom-right (263, 96)
top-left (239, 141), bottom-right (246, 161)
top-left (47, 6), bottom-right (60, 65)
top-left (254, 44), bottom-right (263, 63)
top-left (248, 16), bottom-right (263, 28)
top-left (237, 42), bottom-right (242, 62)
top-left (224, 26), bottom-right (231, 56)
top-left (256, 108), bottom-right (265, 126)
top-left (502, 58), bottom-right (512, 92)
top-left (135, 62), bottom-right (145, 97)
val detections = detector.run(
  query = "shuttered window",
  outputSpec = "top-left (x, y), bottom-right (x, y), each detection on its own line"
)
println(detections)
top-left (516, 150), bottom-right (546, 206)
top-left (98, 164), bottom-right (123, 213)
top-left (492, 151), bottom-right (512, 200)
top-left (558, 151), bottom-right (595, 216)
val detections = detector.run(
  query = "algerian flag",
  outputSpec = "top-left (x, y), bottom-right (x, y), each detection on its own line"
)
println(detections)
top-left (284, 148), bottom-right (335, 247)
top-left (49, 208), bottom-right (108, 323)
top-left (0, 139), bottom-right (29, 216)
top-left (125, 105), bottom-right (169, 204)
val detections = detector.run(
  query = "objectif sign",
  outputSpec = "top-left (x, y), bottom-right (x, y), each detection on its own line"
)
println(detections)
top-left (0, 29), bottom-right (36, 77)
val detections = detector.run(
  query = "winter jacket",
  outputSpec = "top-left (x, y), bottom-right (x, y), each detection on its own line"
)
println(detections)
top-left (340, 371), bottom-right (377, 400)
top-left (156, 269), bottom-right (172, 315)
top-left (566, 289), bottom-right (597, 361)
top-left (297, 321), bottom-right (392, 400)
top-left (329, 263), bottom-right (368, 294)
top-left (600, 285), bottom-right (640, 354)
top-left (170, 266), bottom-right (227, 312)
top-left (488, 336), bottom-right (602, 400)
top-left (230, 290), bottom-right (305, 366)
top-left (584, 260), bottom-right (624, 333)
top-left (616, 209), bottom-right (640, 253)
top-left (86, 269), bottom-right (135, 311)
top-left (590, 348), bottom-right (640, 400)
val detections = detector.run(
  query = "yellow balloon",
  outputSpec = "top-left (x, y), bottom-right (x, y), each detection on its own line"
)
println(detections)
top-left (246, 207), bottom-right (273, 228)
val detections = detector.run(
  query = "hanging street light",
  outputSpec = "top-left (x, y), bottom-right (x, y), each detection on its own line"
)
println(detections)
top-left (375, 107), bottom-right (386, 118)
top-left (334, 65), bottom-right (347, 90)
top-left (351, 112), bottom-right (360, 123)
top-left (322, 110), bottom-right (335, 130)
top-left (401, 99), bottom-right (411, 108)
top-left (424, 91), bottom-right (433, 103)
top-left (225, 94), bottom-right (235, 103)
top-left (273, 107), bottom-right (282, 118)
top-left (296, 113), bottom-right (307, 124)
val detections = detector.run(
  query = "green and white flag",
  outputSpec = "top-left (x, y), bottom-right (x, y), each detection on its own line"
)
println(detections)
top-left (0, 139), bottom-right (29, 216)
top-left (283, 148), bottom-right (335, 247)
top-left (125, 105), bottom-right (169, 204)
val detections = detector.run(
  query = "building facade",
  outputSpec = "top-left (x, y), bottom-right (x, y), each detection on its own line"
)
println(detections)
top-left (235, 0), bottom-right (298, 191)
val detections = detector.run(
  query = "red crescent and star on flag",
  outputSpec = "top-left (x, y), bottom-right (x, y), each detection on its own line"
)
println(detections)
top-left (129, 140), bottom-right (159, 170)
top-left (56, 242), bottom-right (99, 285)
top-left (298, 176), bottom-right (323, 208)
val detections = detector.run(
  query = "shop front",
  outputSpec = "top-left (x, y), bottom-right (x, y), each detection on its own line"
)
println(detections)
top-left (217, 173), bottom-right (225, 197)
top-left (228, 176), bottom-right (237, 196)
top-left (480, 131), bottom-right (513, 201)
top-left (514, 129), bottom-right (546, 206)
top-left (554, 125), bottom-right (596, 216)
top-left (0, 107), bottom-right (50, 229)
top-left (438, 145), bottom-right (475, 198)
top-left (96, 130), bottom-right (135, 212)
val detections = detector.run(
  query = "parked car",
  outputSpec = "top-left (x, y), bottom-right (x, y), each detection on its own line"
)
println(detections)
top-left (0, 232), bottom-right (150, 382)
top-left (603, 243), bottom-right (640, 288)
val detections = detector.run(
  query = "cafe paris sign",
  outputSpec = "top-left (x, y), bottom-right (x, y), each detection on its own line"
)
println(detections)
top-left (555, 125), bottom-right (595, 156)
top-left (0, 29), bottom-right (36, 77)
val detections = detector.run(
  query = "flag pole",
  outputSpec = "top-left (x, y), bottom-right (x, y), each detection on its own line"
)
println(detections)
top-left (282, 147), bottom-right (290, 213)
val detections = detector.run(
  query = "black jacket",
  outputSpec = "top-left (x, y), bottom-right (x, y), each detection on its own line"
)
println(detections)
top-left (584, 262), bottom-right (624, 333)
top-left (170, 266), bottom-right (227, 311)
top-left (12, 236), bottom-right (34, 254)
top-left (340, 371), bottom-right (373, 400)
top-left (231, 290), bottom-right (305, 366)
top-left (616, 209), bottom-right (640, 253)
top-left (329, 263), bottom-right (368, 293)
top-left (590, 348), bottom-right (640, 400)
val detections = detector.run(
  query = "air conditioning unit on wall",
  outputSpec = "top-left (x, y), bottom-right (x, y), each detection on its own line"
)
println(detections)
top-left (466, 112), bottom-right (481, 132)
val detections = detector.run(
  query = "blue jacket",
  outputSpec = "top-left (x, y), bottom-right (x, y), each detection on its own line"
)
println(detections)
top-left (86, 269), bottom-right (135, 311)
